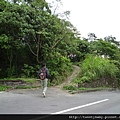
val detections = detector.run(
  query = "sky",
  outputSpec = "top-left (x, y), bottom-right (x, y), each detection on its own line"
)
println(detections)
top-left (46, 0), bottom-right (120, 41)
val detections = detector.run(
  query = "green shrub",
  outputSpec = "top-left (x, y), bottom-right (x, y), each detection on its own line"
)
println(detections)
top-left (22, 64), bottom-right (35, 77)
top-left (0, 85), bottom-right (12, 91)
top-left (47, 52), bottom-right (73, 85)
top-left (75, 54), bottom-right (119, 85)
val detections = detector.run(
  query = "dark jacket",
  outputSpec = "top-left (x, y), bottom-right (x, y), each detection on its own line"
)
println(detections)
top-left (38, 67), bottom-right (49, 79)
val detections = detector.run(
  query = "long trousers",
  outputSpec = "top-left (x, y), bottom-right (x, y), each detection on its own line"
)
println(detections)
top-left (41, 78), bottom-right (48, 94)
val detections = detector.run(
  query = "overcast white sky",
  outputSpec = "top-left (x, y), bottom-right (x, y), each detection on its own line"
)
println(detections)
top-left (46, 0), bottom-right (120, 40)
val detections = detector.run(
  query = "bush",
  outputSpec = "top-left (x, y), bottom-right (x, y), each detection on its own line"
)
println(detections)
top-left (75, 54), bottom-right (119, 86)
top-left (47, 52), bottom-right (73, 85)
top-left (21, 52), bottom-right (73, 85)
top-left (0, 85), bottom-right (12, 91)
top-left (21, 64), bottom-right (36, 77)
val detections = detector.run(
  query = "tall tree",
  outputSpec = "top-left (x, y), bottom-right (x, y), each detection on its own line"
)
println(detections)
top-left (0, 0), bottom-right (79, 79)
top-left (104, 35), bottom-right (120, 47)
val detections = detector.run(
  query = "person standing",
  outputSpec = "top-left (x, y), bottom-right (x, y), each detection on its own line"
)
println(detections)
top-left (38, 63), bottom-right (49, 97)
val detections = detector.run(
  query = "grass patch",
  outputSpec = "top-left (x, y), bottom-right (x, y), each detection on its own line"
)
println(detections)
top-left (15, 85), bottom-right (32, 89)
top-left (0, 77), bottom-right (40, 91)
top-left (15, 85), bottom-right (40, 89)
top-left (63, 85), bottom-right (114, 94)
top-left (78, 87), bottom-right (104, 91)
top-left (21, 78), bottom-right (37, 83)
top-left (0, 85), bottom-right (12, 91)
top-left (0, 78), bottom-right (37, 83)
top-left (63, 85), bottom-right (77, 91)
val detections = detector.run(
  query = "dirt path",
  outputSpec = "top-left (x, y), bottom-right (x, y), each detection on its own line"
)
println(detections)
top-left (6, 65), bottom-right (80, 95)
top-left (55, 65), bottom-right (80, 89)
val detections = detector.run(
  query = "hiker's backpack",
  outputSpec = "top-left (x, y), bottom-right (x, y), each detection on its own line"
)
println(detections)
top-left (39, 68), bottom-right (46, 80)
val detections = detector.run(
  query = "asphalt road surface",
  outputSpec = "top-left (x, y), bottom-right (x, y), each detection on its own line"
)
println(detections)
top-left (0, 87), bottom-right (120, 114)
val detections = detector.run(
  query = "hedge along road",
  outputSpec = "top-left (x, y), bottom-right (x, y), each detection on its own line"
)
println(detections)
top-left (0, 66), bottom-right (120, 114)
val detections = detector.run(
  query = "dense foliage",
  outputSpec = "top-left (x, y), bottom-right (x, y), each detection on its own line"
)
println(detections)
top-left (0, 0), bottom-right (120, 87)
top-left (74, 55), bottom-right (119, 87)
top-left (0, 0), bottom-right (80, 84)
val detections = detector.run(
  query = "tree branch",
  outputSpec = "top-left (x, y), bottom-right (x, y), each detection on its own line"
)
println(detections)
top-left (51, 31), bottom-right (68, 49)
top-left (26, 43), bottom-right (37, 56)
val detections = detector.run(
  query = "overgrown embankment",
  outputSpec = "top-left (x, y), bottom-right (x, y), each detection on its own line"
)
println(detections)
top-left (0, 54), bottom-right (120, 93)
top-left (0, 78), bottom-right (41, 91)
top-left (63, 55), bottom-right (120, 93)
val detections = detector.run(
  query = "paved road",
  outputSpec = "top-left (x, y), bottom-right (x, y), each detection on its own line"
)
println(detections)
top-left (0, 87), bottom-right (120, 114)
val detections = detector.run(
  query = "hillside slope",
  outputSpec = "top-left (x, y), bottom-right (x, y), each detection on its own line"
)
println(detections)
top-left (55, 65), bottom-right (80, 88)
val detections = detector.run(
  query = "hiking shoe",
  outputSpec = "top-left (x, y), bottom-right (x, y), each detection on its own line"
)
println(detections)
top-left (42, 92), bottom-right (46, 97)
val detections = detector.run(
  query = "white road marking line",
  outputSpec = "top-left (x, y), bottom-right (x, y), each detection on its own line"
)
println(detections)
top-left (51, 99), bottom-right (109, 114)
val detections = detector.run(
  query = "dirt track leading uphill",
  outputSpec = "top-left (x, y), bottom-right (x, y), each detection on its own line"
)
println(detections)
top-left (55, 65), bottom-right (80, 88)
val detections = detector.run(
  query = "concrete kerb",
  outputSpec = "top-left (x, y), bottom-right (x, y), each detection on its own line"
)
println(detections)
top-left (67, 88), bottom-right (119, 94)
